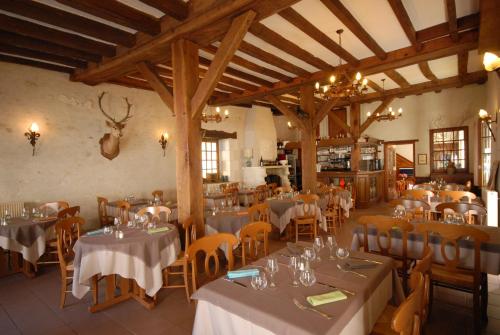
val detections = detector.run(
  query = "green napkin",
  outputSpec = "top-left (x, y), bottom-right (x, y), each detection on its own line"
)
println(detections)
top-left (307, 290), bottom-right (347, 306)
top-left (147, 226), bottom-right (170, 235)
top-left (86, 228), bottom-right (105, 236)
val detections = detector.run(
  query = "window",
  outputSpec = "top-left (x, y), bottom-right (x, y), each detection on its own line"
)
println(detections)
top-left (480, 122), bottom-right (492, 186)
top-left (430, 127), bottom-right (468, 173)
top-left (202, 140), bottom-right (218, 179)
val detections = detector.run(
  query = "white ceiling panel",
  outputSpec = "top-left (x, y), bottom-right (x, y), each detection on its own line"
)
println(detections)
top-left (291, 0), bottom-right (374, 59)
top-left (365, 73), bottom-right (399, 90)
top-left (243, 32), bottom-right (320, 73)
top-left (467, 49), bottom-right (483, 73)
top-left (396, 64), bottom-right (429, 84)
top-left (339, 0), bottom-right (410, 52)
top-left (428, 55), bottom-right (458, 78)
top-left (402, 0), bottom-right (446, 31)
top-left (455, 0), bottom-right (479, 18)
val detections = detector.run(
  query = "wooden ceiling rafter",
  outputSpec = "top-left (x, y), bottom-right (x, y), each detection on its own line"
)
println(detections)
top-left (266, 94), bottom-right (307, 130)
top-left (417, 13), bottom-right (478, 43)
top-left (314, 97), bottom-right (343, 128)
top-left (387, 0), bottom-right (421, 51)
top-left (418, 61), bottom-right (439, 82)
top-left (367, 79), bottom-right (384, 92)
top-left (445, 0), bottom-right (459, 42)
top-left (384, 69), bottom-right (410, 88)
top-left (0, 43), bottom-right (86, 69)
top-left (0, 53), bottom-right (73, 73)
top-left (136, 61), bottom-right (174, 112)
top-left (458, 51), bottom-right (469, 79)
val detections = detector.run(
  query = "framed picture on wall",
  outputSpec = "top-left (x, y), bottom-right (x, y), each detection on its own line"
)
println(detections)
top-left (418, 154), bottom-right (427, 165)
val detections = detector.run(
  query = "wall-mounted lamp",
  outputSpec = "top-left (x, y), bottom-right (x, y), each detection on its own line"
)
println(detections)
top-left (483, 52), bottom-right (500, 72)
top-left (25, 122), bottom-right (40, 156)
top-left (287, 121), bottom-right (297, 129)
top-left (479, 108), bottom-right (497, 141)
top-left (159, 131), bottom-right (169, 156)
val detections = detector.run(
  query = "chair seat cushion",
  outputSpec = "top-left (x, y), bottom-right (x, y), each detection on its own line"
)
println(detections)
top-left (371, 304), bottom-right (397, 335)
top-left (431, 264), bottom-right (474, 289)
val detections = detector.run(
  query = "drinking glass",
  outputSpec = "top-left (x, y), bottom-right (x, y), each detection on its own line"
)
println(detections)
top-left (444, 213), bottom-right (454, 224)
top-left (288, 255), bottom-right (300, 287)
top-left (113, 217), bottom-right (121, 231)
top-left (251, 271), bottom-right (268, 290)
top-left (266, 257), bottom-right (279, 288)
top-left (326, 235), bottom-right (337, 260)
top-left (141, 215), bottom-right (149, 231)
top-left (0, 217), bottom-right (6, 226)
top-left (454, 213), bottom-right (466, 225)
top-left (299, 261), bottom-right (316, 287)
top-left (21, 207), bottom-right (29, 220)
top-left (103, 226), bottom-right (113, 235)
top-left (302, 246), bottom-right (316, 262)
top-left (220, 200), bottom-right (226, 211)
top-left (227, 199), bottom-right (233, 208)
top-left (336, 246), bottom-right (350, 266)
top-left (4, 210), bottom-right (11, 220)
top-left (313, 236), bottom-right (324, 261)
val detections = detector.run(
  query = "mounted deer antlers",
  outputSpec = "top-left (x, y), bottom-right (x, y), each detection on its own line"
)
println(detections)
top-left (97, 92), bottom-right (134, 160)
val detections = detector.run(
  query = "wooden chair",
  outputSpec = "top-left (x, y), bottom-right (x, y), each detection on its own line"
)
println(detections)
top-left (435, 202), bottom-right (487, 225)
top-left (114, 200), bottom-right (130, 224)
top-left (371, 272), bottom-right (424, 335)
top-left (55, 217), bottom-right (88, 308)
top-left (267, 183), bottom-right (278, 197)
top-left (439, 190), bottom-right (476, 202)
top-left (412, 247), bottom-right (433, 326)
top-left (151, 190), bottom-right (164, 202)
top-left (324, 190), bottom-right (341, 235)
top-left (403, 189), bottom-right (434, 200)
top-left (184, 233), bottom-right (238, 299)
top-left (39, 201), bottom-right (69, 216)
top-left (240, 221), bottom-right (272, 266)
top-left (247, 202), bottom-right (270, 222)
top-left (57, 206), bottom-right (80, 219)
top-left (391, 199), bottom-right (431, 221)
top-left (162, 217), bottom-right (196, 302)
top-left (358, 215), bottom-right (414, 293)
top-left (416, 222), bottom-right (490, 334)
top-left (223, 187), bottom-right (239, 206)
top-left (137, 206), bottom-right (172, 223)
top-left (254, 184), bottom-right (268, 204)
top-left (293, 194), bottom-right (319, 242)
top-left (97, 197), bottom-right (114, 228)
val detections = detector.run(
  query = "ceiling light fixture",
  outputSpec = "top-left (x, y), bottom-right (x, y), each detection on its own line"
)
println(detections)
top-left (365, 79), bottom-right (403, 122)
top-left (201, 106), bottom-right (229, 123)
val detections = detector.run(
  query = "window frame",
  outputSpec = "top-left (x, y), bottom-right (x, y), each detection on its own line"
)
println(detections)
top-left (201, 139), bottom-right (220, 181)
top-left (429, 126), bottom-right (469, 173)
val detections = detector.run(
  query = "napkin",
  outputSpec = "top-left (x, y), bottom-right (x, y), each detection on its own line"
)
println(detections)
top-left (307, 291), bottom-right (347, 306)
top-left (147, 226), bottom-right (170, 234)
top-left (226, 268), bottom-right (259, 279)
top-left (85, 228), bottom-right (104, 236)
top-left (344, 261), bottom-right (377, 270)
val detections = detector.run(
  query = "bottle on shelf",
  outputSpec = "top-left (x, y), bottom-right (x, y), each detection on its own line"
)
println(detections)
top-left (259, 156), bottom-right (263, 167)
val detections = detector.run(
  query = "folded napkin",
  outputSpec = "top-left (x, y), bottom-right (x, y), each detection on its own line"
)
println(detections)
top-left (344, 261), bottom-right (377, 270)
top-left (226, 268), bottom-right (259, 279)
top-left (147, 226), bottom-right (170, 234)
top-left (85, 228), bottom-right (105, 236)
top-left (307, 291), bottom-right (347, 306)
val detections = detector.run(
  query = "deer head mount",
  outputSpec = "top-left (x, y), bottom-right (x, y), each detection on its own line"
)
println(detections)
top-left (97, 92), bottom-right (133, 160)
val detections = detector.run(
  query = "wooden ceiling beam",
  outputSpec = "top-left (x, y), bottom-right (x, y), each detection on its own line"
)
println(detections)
top-left (278, 7), bottom-right (359, 66)
top-left (360, 97), bottom-right (395, 134)
top-left (367, 79), bottom-right (384, 92)
top-left (136, 61), bottom-right (174, 111)
top-left (417, 13), bottom-right (478, 43)
top-left (0, 43), bottom-right (86, 69)
top-left (0, 53), bottom-right (73, 73)
top-left (210, 30), bottom-right (479, 106)
top-left (0, 13), bottom-right (115, 57)
top-left (139, 0), bottom-right (189, 21)
top-left (0, 1), bottom-right (135, 47)
top-left (478, 0), bottom-right (500, 56)
top-left (418, 61), bottom-right (438, 82)
top-left (0, 30), bottom-right (101, 63)
top-left (238, 41), bottom-right (310, 77)
top-left (327, 107), bottom-right (351, 135)
top-left (387, 0), bottom-right (421, 50)
top-left (445, 0), bottom-right (458, 42)
top-left (202, 44), bottom-right (293, 82)
top-left (249, 22), bottom-right (333, 70)
top-left (55, 0), bottom-right (160, 36)
top-left (384, 69), bottom-right (410, 88)
top-left (314, 98), bottom-right (342, 128)
top-left (191, 10), bottom-right (256, 119)
top-left (266, 94), bottom-right (306, 130)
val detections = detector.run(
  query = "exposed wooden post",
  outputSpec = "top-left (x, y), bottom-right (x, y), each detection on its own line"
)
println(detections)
top-left (350, 102), bottom-right (361, 172)
top-left (299, 85), bottom-right (317, 193)
top-left (171, 38), bottom-right (202, 230)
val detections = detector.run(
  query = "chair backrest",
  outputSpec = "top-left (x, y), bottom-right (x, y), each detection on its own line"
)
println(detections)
top-left (55, 217), bottom-right (84, 273)
top-left (223, 187), bottom-right (239, 206)
top-left (435, 202), bottom-right (487, 225)
top-left (358, 215), bottom-right (414, 257)
top-left (181, 216), bottom-right (197, 252)
top-left (137, 206), bottom-right (172, 223)
top-left (151, 190), bottom-right (164, 202)
top-left (97, 196), bottom-right (110, 227)
top-left (248, 202), bottom-right (270, 222)
top-left (411, 247), bottom-right (433, 324)
top-left (57, 206), bottom-right (80, 219)
top-left (219, 183), bottom-right (228, 192)
top-left (392, 272), bottom-right (424, 335)
top-left (114, 200), bottom-right (130, 223)
top-left (391, 199), bottom-right (431, 211)
top-left (295, 194), bottom-right (319, 217)
top-left (184, 233), bottom-right (238, 295)
top-left (254, 184), bottom-right (268, 204)
top-left (416, 222), bottom-right (489, 284)
top-left (439, 190), bottom-right (476, 202)
top-left (240, 221), bottom-right (272, 265)
top-left (403, 189), bottom-right (434, 200)
top-left (39, 201), bottom-right (69, 216)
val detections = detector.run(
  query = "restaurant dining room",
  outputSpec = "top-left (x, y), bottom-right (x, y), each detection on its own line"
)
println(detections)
top-left (1, 0), bottom-right (500, 334)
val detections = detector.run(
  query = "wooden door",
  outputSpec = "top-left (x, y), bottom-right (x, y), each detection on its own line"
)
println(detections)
top-left (384, 144), bottom-right (397, 201)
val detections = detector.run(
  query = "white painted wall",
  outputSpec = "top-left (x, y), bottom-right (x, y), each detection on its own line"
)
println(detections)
top-left (395, 144), bottom-right (414, 162)
top-left (486, 72), bottom-right (500, 163)
top-left (273, 115), bottom-right (300, 142)
top-left (244, 105), bottom-right (277, 165)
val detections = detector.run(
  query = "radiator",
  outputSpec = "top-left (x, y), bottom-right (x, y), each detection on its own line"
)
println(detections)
top-left (0, 201), bottom-right (24, 218)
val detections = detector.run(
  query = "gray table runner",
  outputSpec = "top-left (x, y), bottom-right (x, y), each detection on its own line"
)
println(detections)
top-left (0, 217), bottom-right (57, 247)
top-left (205, 210), bottom-right (250, 235)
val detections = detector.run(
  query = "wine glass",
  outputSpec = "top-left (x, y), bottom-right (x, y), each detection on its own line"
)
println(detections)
top-left (103, 226), bottom-right (113, 235)
top-left (454, 213), bottom-right (466, 225)
top-left (220, 200), bottom-right (226, 211)
top-left (141, 215), bottom-right (149, 231)
top-left (251, 271), bottom-right (268, 290)
top-left (313, 236), bottom-right (324, 261)
top-left (113, 217), bottom-right (121, 231)
top-left (444, 213), bottom-right (454, 224)
top-left (336, 246), bottom-right (350, 267)
top-left (302, 247), bottom-right (316, 262)
top-left (299, 260), bottom-right (316, 287)
top-left (326, 235), bottom-right (337, 260)
top-left (288, 255), bottom-right (300, 287)
top-left (266, 257), bottom-right (279, 288)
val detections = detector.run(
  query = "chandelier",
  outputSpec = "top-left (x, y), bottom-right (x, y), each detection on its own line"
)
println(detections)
top-left (314, 29), bottom-right (368, 99)
top-left (366, 79), bottom-right (403, 122)
top-left (202, 106), bottom-right (229, 123)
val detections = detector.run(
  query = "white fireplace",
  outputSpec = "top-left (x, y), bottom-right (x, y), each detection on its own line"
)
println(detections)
top-left (242, 165), bottom-right (291, 188)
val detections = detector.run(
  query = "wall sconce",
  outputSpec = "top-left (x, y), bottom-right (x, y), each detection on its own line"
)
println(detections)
top-left (479, 109), bottom-right (497, 141)
top-left (159, 131), bottom-right (169, 156)
top-left (25, 122), bottom-right (40, 156)
top-left (287, 121), bottom-right (297, 129)
top-left (483, 52), bottom-right (500, 72)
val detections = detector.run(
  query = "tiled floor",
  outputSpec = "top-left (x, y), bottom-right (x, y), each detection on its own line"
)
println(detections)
top-left (0, 204), bottom-right (499, 335)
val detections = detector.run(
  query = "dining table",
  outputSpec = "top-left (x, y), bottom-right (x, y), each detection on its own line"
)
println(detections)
top-left (0, 216), bottom-right (58, 277)
top-left (204, 188), bottom-right (257, 209)
top-left (106, 199), bottom-right (178, 222)
top-left (192, 247), bottom-right (403, 334)
top-left (266, 198), bottom-right (323, 233)
top-left (72, 223), bottom-right (180, 312)
top-left (205, 207), bottom-right (250, 257)
top-left (318, 190), bottom-right (353, 218)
